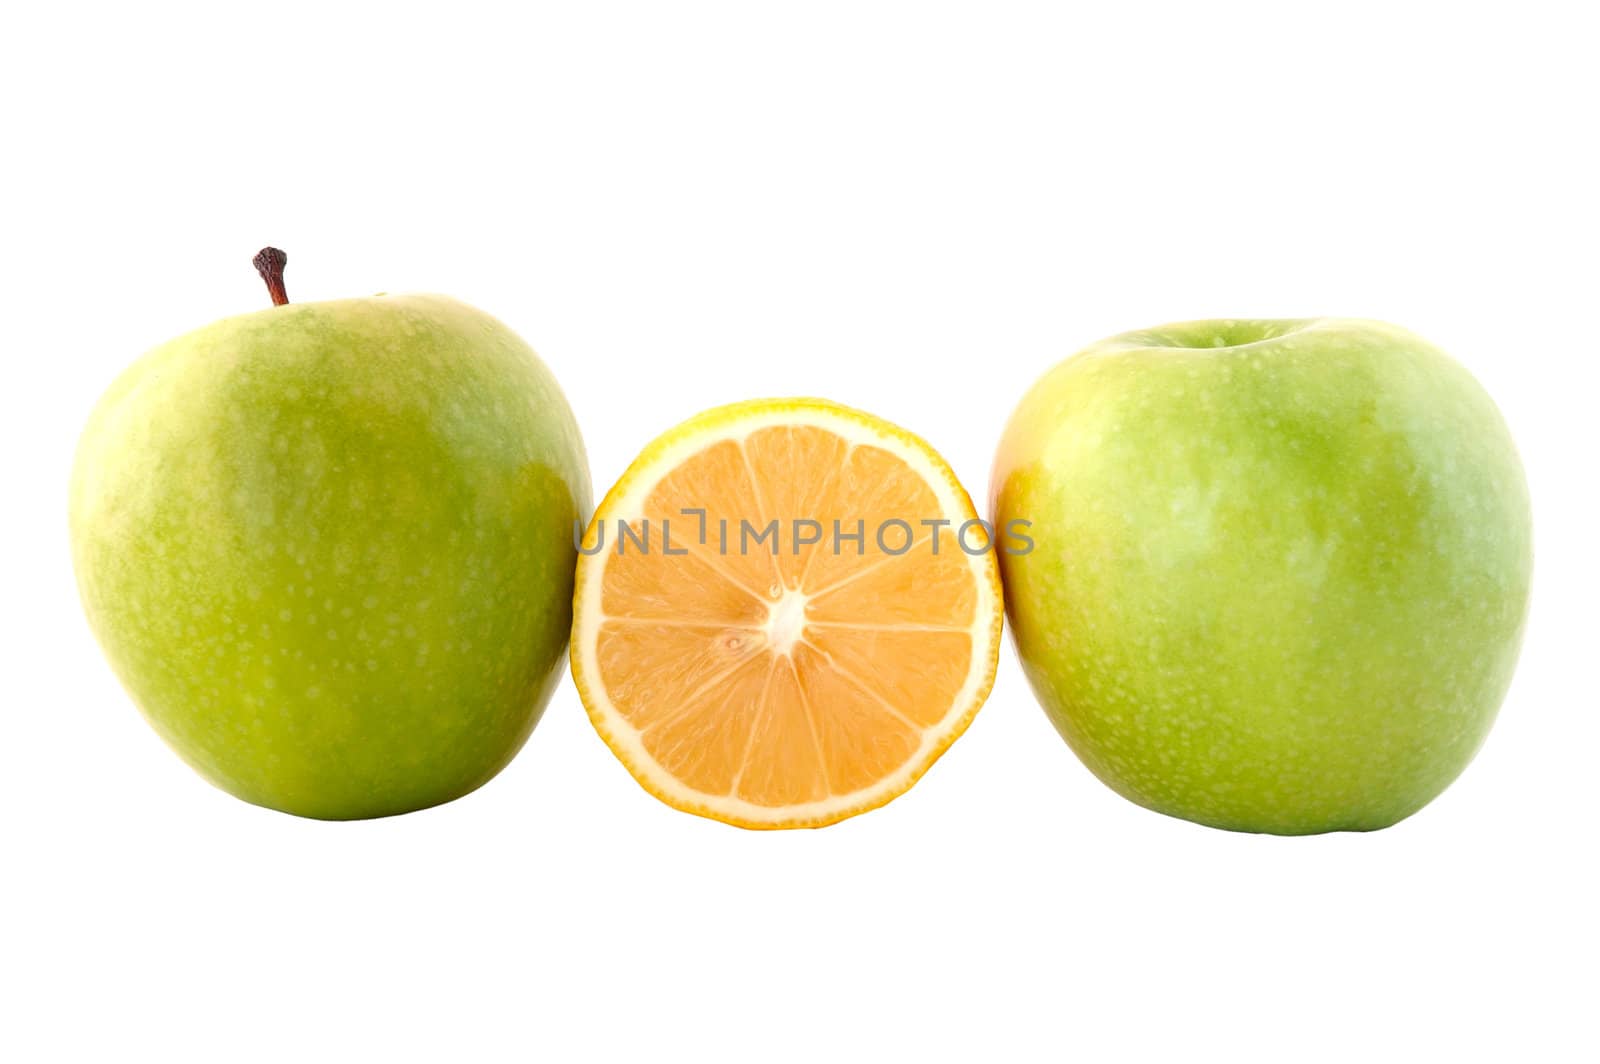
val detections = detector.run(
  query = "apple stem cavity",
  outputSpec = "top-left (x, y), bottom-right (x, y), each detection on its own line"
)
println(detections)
top-left (252, 247), bottom-right (290, 306)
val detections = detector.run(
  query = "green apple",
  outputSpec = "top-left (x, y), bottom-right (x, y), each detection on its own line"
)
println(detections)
top-left (71, 250), bottom-right (591, 819)
top-left (990, 318), bottom-right (1531, 834)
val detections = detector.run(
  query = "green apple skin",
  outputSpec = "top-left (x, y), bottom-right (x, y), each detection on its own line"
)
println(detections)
top-left (990, 319), bottom-right (1531, 834)
top-left (71, 295), bottom-right (591, 819)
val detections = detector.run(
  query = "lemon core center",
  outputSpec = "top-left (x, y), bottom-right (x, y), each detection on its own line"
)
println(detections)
top-left (767, 589), bottom-right (810, 656)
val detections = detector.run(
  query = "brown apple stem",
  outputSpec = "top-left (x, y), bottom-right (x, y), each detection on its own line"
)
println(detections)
top-left (252, 247), bottom-right (290, 306)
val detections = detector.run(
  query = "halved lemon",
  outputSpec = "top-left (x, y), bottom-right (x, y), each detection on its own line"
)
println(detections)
top-left (571, 398), bottom-right (1003, 829)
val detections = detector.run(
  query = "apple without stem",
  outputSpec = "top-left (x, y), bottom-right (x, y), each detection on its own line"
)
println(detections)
top-left (990, 318), bottom-right (1531, 834)
top-left (71, 250), bottom-right (591, 819)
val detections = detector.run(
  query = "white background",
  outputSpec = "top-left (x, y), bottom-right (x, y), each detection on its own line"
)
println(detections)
top-left (4, 2), bottom-right (1596, 1060)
